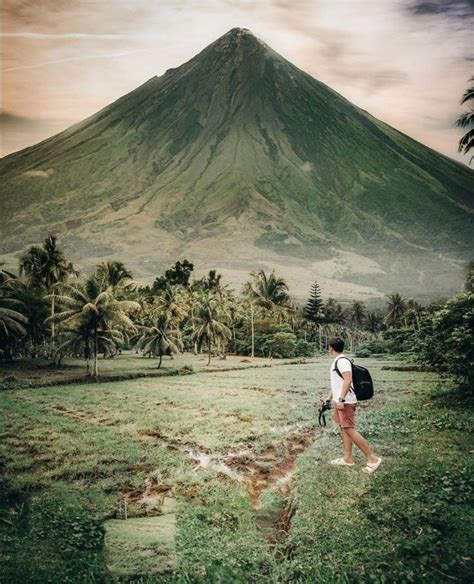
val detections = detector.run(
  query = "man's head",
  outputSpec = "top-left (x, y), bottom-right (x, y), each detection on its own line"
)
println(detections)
top-left (328, 337), bottom-right (344, 357)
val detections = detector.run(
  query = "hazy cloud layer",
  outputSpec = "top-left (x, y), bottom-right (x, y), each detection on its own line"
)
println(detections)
top-left (1, 0), bottom-right (472, 163)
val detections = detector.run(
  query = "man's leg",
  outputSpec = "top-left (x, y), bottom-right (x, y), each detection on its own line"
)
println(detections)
top-left (341, 428), bottom-right (354, 464)
top-left (345, 428), bottom-right (378, 463)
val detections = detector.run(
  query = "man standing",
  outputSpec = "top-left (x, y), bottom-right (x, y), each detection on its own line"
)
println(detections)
top-left (325, 337), bottom-right (382, 473)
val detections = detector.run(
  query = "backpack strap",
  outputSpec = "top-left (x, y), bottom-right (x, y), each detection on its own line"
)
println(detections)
top-left (334, 357), bottom-right (355, 391)
top-left (334, 356), bottom-right (352, 378)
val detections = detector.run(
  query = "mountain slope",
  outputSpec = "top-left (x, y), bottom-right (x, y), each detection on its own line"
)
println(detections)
top-left (1, 28), bottom-right (473, 299)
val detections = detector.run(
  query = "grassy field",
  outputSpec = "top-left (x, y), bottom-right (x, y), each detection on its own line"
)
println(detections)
top-left (0, 351), bottom-right (299, 388)
top-left (0, 356), bottom-right (472, 583)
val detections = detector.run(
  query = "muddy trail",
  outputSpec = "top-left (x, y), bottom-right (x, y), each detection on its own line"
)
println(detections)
top-left (141, 424), bottom-right (318, 545)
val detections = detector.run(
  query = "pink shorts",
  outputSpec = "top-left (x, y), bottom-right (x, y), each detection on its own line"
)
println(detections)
top-left (333, 403), bottom-right (356, 429)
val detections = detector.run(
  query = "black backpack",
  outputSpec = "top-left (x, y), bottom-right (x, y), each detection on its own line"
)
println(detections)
top-left (334, 357), bottom-right (374, 401)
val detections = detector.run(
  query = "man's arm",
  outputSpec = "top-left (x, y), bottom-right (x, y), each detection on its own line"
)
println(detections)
top-left (335, 371), bottom-right (352, 409)
top-left (341, 371), bottom-right (352, 399)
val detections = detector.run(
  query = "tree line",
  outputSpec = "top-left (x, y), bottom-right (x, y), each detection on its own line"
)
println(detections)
top-left (1, 236), bottom-right (472, 383)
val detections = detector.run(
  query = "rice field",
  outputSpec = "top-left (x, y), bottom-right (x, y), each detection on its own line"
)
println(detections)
top-left (0, 356), bottom-right (472, 583)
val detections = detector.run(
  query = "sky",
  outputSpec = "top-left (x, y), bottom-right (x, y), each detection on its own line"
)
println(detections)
top-left (1, 0), bottom-right (473, 164)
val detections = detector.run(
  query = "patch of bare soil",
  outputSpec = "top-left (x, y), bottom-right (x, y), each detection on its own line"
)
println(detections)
top-left (120, 482), bottom-right (172, 511)
top-left (51, 405), bottom-right (90, 421)
top-left (141, 430), bottom-right (213, 470)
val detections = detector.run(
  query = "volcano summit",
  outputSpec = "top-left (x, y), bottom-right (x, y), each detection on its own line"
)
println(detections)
top-left (1, 28), bottom-right (473, 299)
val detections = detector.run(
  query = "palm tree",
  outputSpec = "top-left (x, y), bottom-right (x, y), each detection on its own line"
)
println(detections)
top-left (54, 324), bottom-right (125, 370)
top-left (350, 301), bottom-right (366, 328)
top-left (48, 278), bottom-right (139, 376)
top-left (223, 296), bottom-right (244, 354)
top-left (457, 76), bottom-right (474, 163)
top-left (190, 295), bottom-right (231, 365)
top-left (96, 261), bottom-right (134, 291)
top-left (152, 283), bottom-right (187, 325)
top-left (323, 298), bottom-right (344, 324)
top-left (134, 313), bottom-right (183, 368)
top-left (244, 270), bottom-right (291, 357)
top-left (406, 299), bottom-right (423, 330)
top-left (19, 235), bottom-right (77, 349)
top-left (365, 311), bottom-right (383, 333)
top-left (385, 293), bottom-right (407, 328)
top-left (0, 274), bottom-right (28, 358)
top-left (244, 269), bottom-right (290, 313)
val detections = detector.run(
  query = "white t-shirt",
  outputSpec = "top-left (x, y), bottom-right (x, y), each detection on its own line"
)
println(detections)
top-left (330, 354), bottom-right (357, 404)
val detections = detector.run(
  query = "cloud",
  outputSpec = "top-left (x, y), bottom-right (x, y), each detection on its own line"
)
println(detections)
top-left (0, 111), bottom-right (74, 156)
top-left (0, 110), bottom-right (47, 128)
top-left (2, 32), bottom-right (142, 40)
top-left (2, 48), bottom-right (153, 73)
top-left (407, 0), bottom-right (474, 19)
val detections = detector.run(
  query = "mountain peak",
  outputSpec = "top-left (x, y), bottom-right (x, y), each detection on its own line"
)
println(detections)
top-left (211, 27), bottom-right (263, 52)
top-left (224, 27), bottom-right (254, 37)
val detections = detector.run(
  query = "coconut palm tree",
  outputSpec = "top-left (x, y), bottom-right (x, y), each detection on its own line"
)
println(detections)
top-left (190, 295), bottom-right (231, 365)
top-left (223, 296), bottom-right (244, 354)
top-left (406, 299), bottom-right (423, 330)
top-left (323, 298), bottom-right (344, 324)
top-left (385, 293), bottom-right (407, 328)
top-left (96, 261), bottom-right (134, 291)
top-left (350, 301), bottom-right (366, 329)
top-left (152, 283), bottom-right (188, 325)
top-left (134, 313), bottom-right (183, 367)
top-left (54, 325), bottom-right (125, 370)
top-left (0, 275), bottom-right (28, 358)
top-left (457, 76), bottom-right (474, 163)
top-left (244, 269), bottom-right (290, 313)
top-left (48, 278), bottom-right (139, 376)
top-left (244, 270), bottom-right (291, 355)
top-left (19, 235), bottom-right (77, 349)
top-left (365, 311), bottom-right (383, 333)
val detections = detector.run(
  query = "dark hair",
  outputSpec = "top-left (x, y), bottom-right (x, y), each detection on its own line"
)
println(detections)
top-left (328, 337), bottom-right (344, 352)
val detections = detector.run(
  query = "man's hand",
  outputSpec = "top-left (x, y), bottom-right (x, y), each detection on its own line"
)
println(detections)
top-left (335, 402), bottom-right (345, 410)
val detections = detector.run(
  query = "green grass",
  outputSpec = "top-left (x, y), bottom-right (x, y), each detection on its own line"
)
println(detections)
top-left (0, 357), bottom-right (472, 582)
top-left (0, 351), bottom-right (296, 389)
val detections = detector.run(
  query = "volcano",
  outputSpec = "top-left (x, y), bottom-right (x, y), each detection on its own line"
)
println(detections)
top-left (1, 28), bottom-right (473, 300)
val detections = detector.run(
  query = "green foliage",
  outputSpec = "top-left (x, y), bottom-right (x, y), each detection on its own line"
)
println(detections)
top-left (154, 260), bottom-right (194, 291)
top-left (0, 488), bottom-right (107, 584)
top-left (294, 338), bottom-right (314, 357)
top-left (175, 481), bottom-right (274, 583)
top-left (262, 331), bottom-right (296, 358)
top-left (235, 323), bottom-right (297, 358)
top-left (323, 298), bottom-right (344, 324)
top-left (382, 328), bottom-right (416, 354)
top-left (354, 330), bottom-right (415, 357)
top-left (303, 281), bottom-right (323, 323)
top-left (457, 76), bottom-right (474, 158)
top-left (414, 292), bottom-right (474, 384)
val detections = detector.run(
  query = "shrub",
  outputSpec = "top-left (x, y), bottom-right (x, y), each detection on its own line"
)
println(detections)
top-left (414, 292), bottom-right (474, 385)
top-left (295, 339), bottom-right (314, 357)
top-left (262, 332), bottom-right (296, 358)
